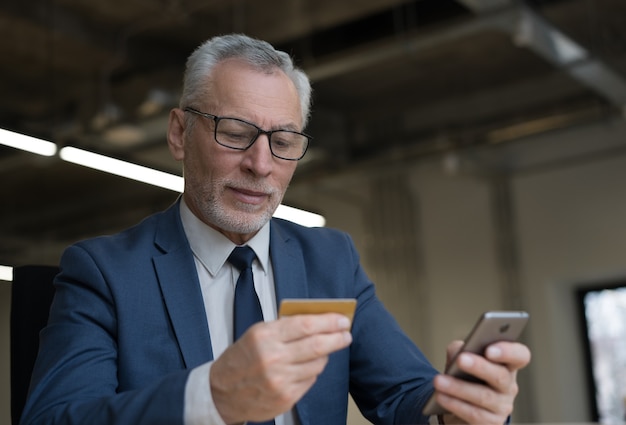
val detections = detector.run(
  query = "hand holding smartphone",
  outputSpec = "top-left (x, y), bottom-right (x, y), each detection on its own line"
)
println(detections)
top-left (422, 311), bottom-right (529, 416)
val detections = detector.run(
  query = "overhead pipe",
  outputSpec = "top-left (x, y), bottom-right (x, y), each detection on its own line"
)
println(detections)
top-left (306, 0), bottom-right (626, 114)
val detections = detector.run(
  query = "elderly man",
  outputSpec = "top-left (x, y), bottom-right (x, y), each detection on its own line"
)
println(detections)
top-left (21, 34), bottom-right (530, 425)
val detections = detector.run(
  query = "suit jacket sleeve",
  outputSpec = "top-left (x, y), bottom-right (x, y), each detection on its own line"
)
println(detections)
top-left (272, 222), bottom-right (437, 425)
top-left (347, 244), bottom-right (436, 424)
top-left (20, 241), bottom-right (191, 425)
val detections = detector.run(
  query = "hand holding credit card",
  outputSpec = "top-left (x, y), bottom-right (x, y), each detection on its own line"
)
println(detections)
top-left (278, 298), bottom-right (357, 324)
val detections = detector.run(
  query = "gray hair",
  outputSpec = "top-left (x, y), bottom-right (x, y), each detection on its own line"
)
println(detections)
top-left (180, 34), bottom-right (312, 128)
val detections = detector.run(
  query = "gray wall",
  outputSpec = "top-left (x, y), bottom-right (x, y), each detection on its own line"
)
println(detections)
top-left (293, 117), bottom-right (626, 423)
top-left (3, 117), bottom-right (626, 423)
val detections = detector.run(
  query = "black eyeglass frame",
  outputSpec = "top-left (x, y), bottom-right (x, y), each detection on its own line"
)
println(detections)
top-left (183, 107), bottom-right (311, 161)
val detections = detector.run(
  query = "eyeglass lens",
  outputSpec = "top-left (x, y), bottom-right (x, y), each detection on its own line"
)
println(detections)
top-left (216, 118), bottom-right (307, 160)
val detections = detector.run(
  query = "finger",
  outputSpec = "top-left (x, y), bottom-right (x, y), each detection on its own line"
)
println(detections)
top-left (440, 400), bottom-right (508, 425)
top-left (449, 343), bottom-right (531, 392)
top-left (434, 375), bottom-right (513, 420)
top-left (445, 340), bottom-right (464, 368)
top-left (240, 320), bottom-right (351, 364)
top-left (283, 355), bottom-right (330, 384)
top-left (439, 390), bottom-right (509, 425)
top-left (484, 341), bottom-right (532, 371)
top-left (277, 313), bottom-right (352, 342)
top-left (287, 331), bottom-right (353, 364)
top-left (451, 352), bottom-right (517, 394)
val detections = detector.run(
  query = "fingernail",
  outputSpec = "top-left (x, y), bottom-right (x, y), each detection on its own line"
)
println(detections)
top-left (343, 331), bottom-right (353, 344)
top-left (487, 346), bottom-right (502, 359)
top-left (437, 375), bottom-right (451, 388)
top-left (338, 316), bottom-right (351, 329)
top-left (459, 353), bottom-right (474, 367)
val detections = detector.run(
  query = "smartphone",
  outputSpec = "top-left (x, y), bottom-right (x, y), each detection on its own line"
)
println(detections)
top-left (422, 310), bottom-right (529, 416)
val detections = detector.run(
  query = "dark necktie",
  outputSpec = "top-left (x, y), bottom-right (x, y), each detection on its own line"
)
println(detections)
top-left (228, 246), bottom-right (276, 425)
top-left (229, 246), bottom-right (264, 341)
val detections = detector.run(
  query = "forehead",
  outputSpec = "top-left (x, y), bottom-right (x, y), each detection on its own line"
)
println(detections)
top-left (205, 58), bottom-right (302, 128)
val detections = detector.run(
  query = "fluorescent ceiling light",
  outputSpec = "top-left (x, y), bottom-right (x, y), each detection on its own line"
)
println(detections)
top-left (60, 146), bottom-right (184, 192)
top-left (60, 146), bottom-right (324, 227)
top-left (274, 204), bottom-right (326, 227)
top-left (0, 265), bottom-right (13, 282)
top-left (0, 128), bottom-right (57, 156)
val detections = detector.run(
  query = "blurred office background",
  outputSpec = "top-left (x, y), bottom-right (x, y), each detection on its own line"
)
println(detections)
top-left (2, 0), bottom-right (626, 423)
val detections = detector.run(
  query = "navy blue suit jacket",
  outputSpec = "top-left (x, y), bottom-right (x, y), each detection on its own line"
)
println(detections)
top-left (21, 201), bottom-right (436, 425)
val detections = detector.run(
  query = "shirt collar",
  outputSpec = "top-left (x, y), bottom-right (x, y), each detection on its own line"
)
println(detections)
top-left (179, 197), bottom-right (270, 276)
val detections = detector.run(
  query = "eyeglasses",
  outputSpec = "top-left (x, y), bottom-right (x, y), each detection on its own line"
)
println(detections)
top-left (183, 107), bottom-right (311, 161)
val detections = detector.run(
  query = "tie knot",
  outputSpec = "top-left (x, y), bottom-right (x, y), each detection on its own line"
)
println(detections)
top-left (228, 246), bottom-right (256, 271)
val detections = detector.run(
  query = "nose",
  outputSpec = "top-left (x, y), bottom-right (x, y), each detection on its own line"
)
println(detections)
top-left (241, 133), bottom-right (274, 176)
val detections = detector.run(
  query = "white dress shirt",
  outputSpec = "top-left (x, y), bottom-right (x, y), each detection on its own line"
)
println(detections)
top-left (180, 199), bottom-right (298, 425)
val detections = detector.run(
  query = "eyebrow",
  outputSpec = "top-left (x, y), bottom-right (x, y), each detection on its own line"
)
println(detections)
top-left (227, 114), bottom-right (302, 133)
top-left (274, 122), bottom-right (301, 132)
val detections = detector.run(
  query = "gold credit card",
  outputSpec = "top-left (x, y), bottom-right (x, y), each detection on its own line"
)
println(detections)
top-left (279, 298), bottom-right (357, 323)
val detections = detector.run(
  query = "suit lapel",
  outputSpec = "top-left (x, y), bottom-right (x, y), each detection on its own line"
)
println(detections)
top-left (269, 220), bottom-right (309, 307)
top-left (153, 203), bottom-right (214, 368)
top-left (152, 215), bottom-right (320, 421)
top-left (269, 221), bottom-right (313, 425)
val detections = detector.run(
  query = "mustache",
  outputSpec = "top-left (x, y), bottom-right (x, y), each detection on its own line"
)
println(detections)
top-left (223, 178), bottom-right (279, 196)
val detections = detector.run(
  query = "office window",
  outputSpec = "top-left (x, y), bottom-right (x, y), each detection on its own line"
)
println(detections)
top-left (578, 284), bottom-right (626, 424)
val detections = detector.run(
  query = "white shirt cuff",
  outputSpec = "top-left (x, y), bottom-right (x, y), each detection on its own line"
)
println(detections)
top-left (184, 361), bottom-right (228, 425)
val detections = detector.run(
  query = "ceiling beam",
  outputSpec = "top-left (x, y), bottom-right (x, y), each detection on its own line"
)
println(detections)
top-left (458, 0), bottom-right (626, 112)
top-left (306, 0), bottom-right (626, 114)
top-left (304, 8), bottom-right (519, 82)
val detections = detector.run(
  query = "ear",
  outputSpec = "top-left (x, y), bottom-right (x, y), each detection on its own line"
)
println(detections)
top-left (167, 108), bottom-right (186, 161)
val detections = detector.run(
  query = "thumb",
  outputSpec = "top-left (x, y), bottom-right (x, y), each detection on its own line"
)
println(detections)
top-left (445, 340), bottom-right (464, 369)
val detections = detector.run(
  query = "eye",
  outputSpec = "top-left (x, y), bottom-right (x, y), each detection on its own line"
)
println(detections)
top-left (222, 130), bottom-right (249, 141)
top-left (272, 132), bottom-right (297, 149)
top-left (217, 119), bottom-right (256, 144)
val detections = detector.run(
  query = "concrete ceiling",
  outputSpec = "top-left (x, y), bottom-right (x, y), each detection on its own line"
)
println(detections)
top-left (2, 0), bottom-right (626, 266)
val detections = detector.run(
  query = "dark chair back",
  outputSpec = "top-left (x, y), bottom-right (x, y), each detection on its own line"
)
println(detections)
top-left (10, 265), bottom-right (59, 425)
